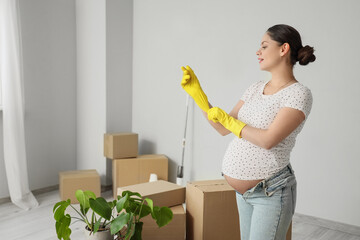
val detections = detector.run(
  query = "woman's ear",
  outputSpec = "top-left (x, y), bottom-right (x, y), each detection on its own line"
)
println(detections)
top-left (280, 43), bottom-right (290, 57)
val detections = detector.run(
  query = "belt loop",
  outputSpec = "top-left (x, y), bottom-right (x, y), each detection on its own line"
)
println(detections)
top-left (261, 179), bottom-right (266, 188)
top-left (287, 164), bottom-right (294, 174)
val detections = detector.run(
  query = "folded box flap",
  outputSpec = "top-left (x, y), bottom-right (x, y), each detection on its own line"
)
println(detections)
top-left (188, 179), bottom-right (234, 192)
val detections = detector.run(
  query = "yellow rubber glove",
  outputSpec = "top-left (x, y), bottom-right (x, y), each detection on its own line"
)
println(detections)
top-left (208, 107), bottom-right (247, 138)
top-left (181, 65), bottom-right (210, 112)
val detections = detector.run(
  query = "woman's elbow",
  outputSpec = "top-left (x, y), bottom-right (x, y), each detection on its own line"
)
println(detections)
top-left (263, 143), bottom-right (273, 150)
top-left (263, 138), bottom-right (280, 150)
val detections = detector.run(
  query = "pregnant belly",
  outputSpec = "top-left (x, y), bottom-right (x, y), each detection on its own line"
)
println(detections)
top-left (224, 174), bottom-right (263, 194)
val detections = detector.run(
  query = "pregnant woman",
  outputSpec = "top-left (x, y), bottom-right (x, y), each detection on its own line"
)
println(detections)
top-left (181, 24), bottom-right (315, 240)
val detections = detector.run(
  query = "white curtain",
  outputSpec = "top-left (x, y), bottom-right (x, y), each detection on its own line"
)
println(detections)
top-left (0, 0), bottom-right (38, 210)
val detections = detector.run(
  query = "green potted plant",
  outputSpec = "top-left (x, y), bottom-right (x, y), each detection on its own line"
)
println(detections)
top-left (53, 189), bottom-right (114, 240)
top-left (94, 190), bottom-right (173, 240)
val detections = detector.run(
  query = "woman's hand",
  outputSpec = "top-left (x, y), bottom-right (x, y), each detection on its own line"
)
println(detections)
top-left (181, 65), bottom-right (210, 112)
top-left (207, 107), bottom-right (227, 123)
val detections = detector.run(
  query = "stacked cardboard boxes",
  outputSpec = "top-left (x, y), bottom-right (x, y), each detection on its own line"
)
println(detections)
top-left (105, 133), bottom-right (185, 239)
top-left (105, 133), bottom-right (292, 240)
top-left (112, 154), bottom-right (168, 199)
top-left (117, 180), bottom-right (186, 240)
top-left (104, 133), bottom-right (169, 199)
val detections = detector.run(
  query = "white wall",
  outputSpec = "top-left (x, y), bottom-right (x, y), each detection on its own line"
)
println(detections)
top-left (105, 0), bottom-right (133, 185)
top-left (106, 0), bottom-right (133, 133)
top-left (76, 0), bottom-right (133, 185)
top-left (132, 0), bottom-right (360, 226)
top-left (0, 0), bottom-right (133, 198)
top-left (0, 0), bottom-right (77, 198)
top-left (76, 0), bottom-right (107, 183)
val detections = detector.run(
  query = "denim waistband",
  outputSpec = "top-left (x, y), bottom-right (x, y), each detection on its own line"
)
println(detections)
top-left (265, 164), bottom-right (294, 187)
top-left (247, 164), bottom-right (295, 196)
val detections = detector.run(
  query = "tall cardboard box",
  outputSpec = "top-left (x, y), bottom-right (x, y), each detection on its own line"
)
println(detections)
top-left (117, 180), bottom-right (185, 207)
top-left (186, 180), bottom-right (240, 240)
top-left (59, 170), bottom-right (100, 204)
top-left (112, 154), bottom-right (168, 199)
top-left (186, 180), bottom-right (292, 240)
top-left (104, 133), bottom-right (138, 159)
top-left (142, 205), bottom-right (186, 240)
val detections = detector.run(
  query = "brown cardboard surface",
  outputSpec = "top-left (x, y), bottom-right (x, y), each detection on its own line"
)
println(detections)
top-left (186, 179), bottom-right (292, 240)
top-left (186, 179), bottom-right (240, 240)
top-left (117, 180), bottom-right (185, 207)
top-left (142, 204), bottom-right (185, 240)
top-left (112, 154), bottom-right (168, 199)
top-left (59, 169), bottom-right (100, 204)
top-left (287, 222), bottom-right (292, 240)
top-left (104, 133), bottom-right (138, 159)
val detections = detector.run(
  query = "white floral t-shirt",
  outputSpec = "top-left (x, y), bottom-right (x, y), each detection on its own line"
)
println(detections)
top-left (222, 80), bottom-right (313, 180)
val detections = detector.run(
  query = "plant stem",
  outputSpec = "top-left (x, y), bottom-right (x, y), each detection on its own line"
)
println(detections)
top-left (91, 211), bottom-right (95, 230)
top-left (137, 200), bottom-right (146, 222)
top-left (70, 204), bottom-right (91, 230)
top-left (71, 216), bottom-right (84, 222)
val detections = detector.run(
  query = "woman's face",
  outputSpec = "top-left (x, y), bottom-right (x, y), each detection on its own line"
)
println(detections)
top-left (256, 33), bottom-right (283, 71)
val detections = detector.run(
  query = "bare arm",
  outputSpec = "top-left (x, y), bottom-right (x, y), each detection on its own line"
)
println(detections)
top-left (241, 107), bottom-right (305, 149)
top-left (202, 99), bottom-right (245, 136)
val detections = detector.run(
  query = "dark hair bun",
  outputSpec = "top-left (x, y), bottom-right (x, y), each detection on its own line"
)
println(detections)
top-left (297, 45), bottom-right (316, 65)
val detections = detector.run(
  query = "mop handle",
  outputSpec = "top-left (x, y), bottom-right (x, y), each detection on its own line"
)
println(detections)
top-left (181, 95), bottom-right (190, 167)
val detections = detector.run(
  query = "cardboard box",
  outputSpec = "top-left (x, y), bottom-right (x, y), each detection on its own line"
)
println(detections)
top-left (186, 179), bottom-right (292, 240)
top-left (186, 179), bottom-right (240, 240)
top-left (104, 133), bottom-right (138, 159)
top-left (142, 204), bottom-right (186, 240)
top-left (117, 180), bottom-right (185, 207)
top-left (112, 154), bottom-right (168, 199)
top-left (59, 169), bottom-right (100, 204)
top-left (287, 222), bottom-right (292, 240)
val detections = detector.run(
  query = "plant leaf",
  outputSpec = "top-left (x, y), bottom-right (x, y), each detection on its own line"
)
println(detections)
top-left (93, 218), bottom-right (101, 234)
top-left (84, 190), bottom-right (96, 200)
top-left (89, 197), bottom-right (112, 221)
top-left (54, 201), bottom-right (70, 221)
top-left (56, 214), bottom-right (71, 240)
top-left (108, 200), bottom-right (115, 209)
top-left (110, 212), bottom-right (130, 235)
top-left (130, 222), bottom-right (143, 240)
top-left (154, 207), bottom-right (173, 227)
top-left (116, 193), bottom-right (128, 213)
top-left (53, 201), bottom-right (64, 213)
top-left (125, 200), bottom-right (141, 216)
top-left (75, 190), bottom-right (89, 215)
top-left (139, 205), bottom-right (151, 219)
top-left (144, 198), bottom-right (153, 212)
top-left (124, 213), bottom-right (135, 239)
top-left (122, 190), bottom-right (142, 198)
top-left (151, 206), bottom-right (159, 219)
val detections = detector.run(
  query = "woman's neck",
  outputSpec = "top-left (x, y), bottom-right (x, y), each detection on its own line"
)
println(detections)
top-left (269, 65), bottom-right (296, 87)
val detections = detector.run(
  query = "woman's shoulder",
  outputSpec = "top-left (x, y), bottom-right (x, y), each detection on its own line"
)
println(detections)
top-left (292, 81), bottom-right (312, 96)
top-left (283, 81), bottom-right (313, 104)
top-left (247, 80), bottom-right (266, 91)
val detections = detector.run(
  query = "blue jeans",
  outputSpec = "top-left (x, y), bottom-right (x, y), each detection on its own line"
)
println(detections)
top-left (236, 164), bottom-right (296, 240)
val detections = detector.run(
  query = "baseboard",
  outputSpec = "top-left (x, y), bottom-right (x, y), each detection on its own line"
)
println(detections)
top-left (0, 184), bottom-right (113, 204)
top-left (0, 197), bottom-right (10, 205)
top-left (293, 212), bottom-right (360, 236)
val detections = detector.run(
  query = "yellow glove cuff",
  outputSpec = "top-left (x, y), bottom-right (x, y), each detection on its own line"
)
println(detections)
top-left (207, 107), bottom-right (247, 138)
top-left (228, 117), bottom-right (247, 138)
